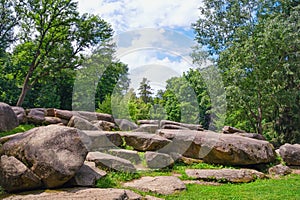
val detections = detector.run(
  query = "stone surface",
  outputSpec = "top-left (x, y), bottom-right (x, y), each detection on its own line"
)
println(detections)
top-left (54, 109), bottom-right (74, 120)
top-left (157, 129), bottom-right (276, 165)
top-left (121, 132), bottom-right (171, 151)
top-left (108, 149), bottom-right (141, 164)
top-left (279, 143), bottom-right (300, 166)
top-left (95, 113), bottom-right (114, 123)
top-left (86, 151), bottom-right (136, 172)
top-left (145, 151), bottom-right (174, 169)
top-left (80, 131), bottom-right (122, 151)
top-left (115, 119), bottom-right (138, 131)
top-left (92, 120), bottom-right (118, 131)
top-left (67, 116), bottom-right (99, 130)
top-left (3, 188), bottom-right (142, 200)
top-left (11, 106), bottom-right (27, 124)
top-left (0, 102), bottom-right (19, 131)
top-left (0, 155), bottom-right (42, 192)
top-left (27, 108), bottom-right (45, 125)
top-left (137, 120), bottom-right (159, 125)
top-left (160, 120), bottom-right (203, 131)
top-left (161, 124), bottom-right (189, 130)
top-left (222, 126), bottom-right (246, 134)
top-left (183, 180), bottom-right (222, 186)
top-left (186, 169), bottom-right (265, 183)
top-left (133, 124), bottom-right (159, 133)
top-left (43, 117), bottom-right (62, 125)
top-left (0, 125), bottom-right (88, 189)
top-left (233, 132), bottom-right (266, 140)
top-left (67, 161), bottom-right (107, 187)
top-left (123, 176), bottom-right (186, 195)
top-left (268, 164), bottom-right (292, 176)
top-left (145, 195), bottom-right (165, 200)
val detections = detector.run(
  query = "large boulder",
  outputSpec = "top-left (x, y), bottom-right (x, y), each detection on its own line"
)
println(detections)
top-left (11, 106), bottom-right (27, 124)
top-left (80, 131), bottom-right (122, 151)
top-left (268, 164), bottom-right (292, 176)
top-left (0, 125), bottom-right (88, 191)
top-left (115, 119), bottom-right (138, 131)
top-left (133, 124), bottom-right (159, 133)
top-left (185, 169), bottom-right (265, 183)
top-left (279, 144), bottom-right (300, 165)
top-left (157, 129), bottom-right (276, 165)
top-left (121, 132), bottom-right (171, 151)
top-left (123, 176), bottom-right (186, 195)
top-left (3, 188), bottom-right (142, 200)
top-left (67, 116), bottom-right (99, 131)
top-left (26, 108), bottom-right (45, 125)
top-left (145, 151), bottom-right (174, 169)
top-left (107, 149), bottom-right (141, 164)
top-left (86, 152), bottom-right (136, 172)
top-left (0, 102), bottom-right (18, 132)
top-left (160, 120), bottom-right (203, 131)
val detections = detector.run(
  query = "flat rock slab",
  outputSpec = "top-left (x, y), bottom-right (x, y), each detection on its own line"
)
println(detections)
top-left (86, 151), bottom-right (136, 172)
top-left (107, 149), bottom-right (141, 164)
top-left (185, 169), bottom-right (266, 183)
top-left (3, 188), bottom-right (141, 200)
top-left (120, 132), bottom-right (171, 151)
top-left (123, 176), bottom-right (186, 195)
top-left (183, 180), bottom-right (222, 186)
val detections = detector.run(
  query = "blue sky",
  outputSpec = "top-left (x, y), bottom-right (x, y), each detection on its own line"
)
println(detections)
top-left (77, 0), bottom-right (204, 92)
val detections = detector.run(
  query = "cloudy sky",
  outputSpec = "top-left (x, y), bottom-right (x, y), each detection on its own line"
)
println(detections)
top-left (77, 0), bottom-right (203, 92)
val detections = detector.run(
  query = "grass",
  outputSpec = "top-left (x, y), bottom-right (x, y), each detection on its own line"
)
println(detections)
top-left (0, 124), bottom-right (35, 138)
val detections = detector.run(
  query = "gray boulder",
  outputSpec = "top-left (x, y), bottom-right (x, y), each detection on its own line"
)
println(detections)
top-left (185, 168), bottom-right (266, 183)
top-left (137, 120), bottom-right (159, 125)
top-left (158, 129), bottom-right (276, 165)
top-left (268, 164), bottom-right (292, 176)
top-left (121, 132), bottom-right (171, 151)
top-left (80, 131), bottom-right (122, 151)
top-left (86, 151), bottom-right (136, 172)
top-left (44, 117), bottom-right (62, 125)
top-left (107, 149), bottom-right (141, 164)
top-left (0, 102), bottom-right (18, 131)
top-left (92, 120), bottom-right (118, 131)
top-left (68, 116), bottom-right (99, 130)
top-left (11, 106), bottom-right (27, 124)
top-left (67, 161), bottom-right (107, 187)
top-left (27, 108), bottom-right (45, 125)
top-left (115, 119), bottom-right (138, 131)
top-left (160, 120), bottom-right (203, 131)
top-left (145, 151), bottom-right (174, 169)
top-left (123, 176), bottom-right (186, 195)
top-left (222, 126), bottom-right (246, 134)
top-left (0, 125), bottom-right (88, 190)
top-left (0, 155), bottom-right (42, 192)
top-left (133, 124), bottom-right (159, 133)
top-left (279, 143), bottom-right (300, 165)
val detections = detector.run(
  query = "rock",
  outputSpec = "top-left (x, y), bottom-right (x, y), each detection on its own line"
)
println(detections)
top-left (185, 169), bottom-right (265, 183)
top-left (157, 129), bottom-right (276, 165)
top-left (279, 143), bottom-right (300, 165)
top-left (121, 132), bottom-right (171, 151)
top-left (123, 176), bottom-right (186, 195)
top-left (2, 188), bottom-right (142, 200)
top-left (80, 131), bottom-right (122, 151)
top-left (145, 151), bottom-right (174, 169)
top-left (86, 152), bottom-right (136, 172)
top-left (95, 113), bottom-right (114, 123)
top-left (133, 124), bottom-right (159, 133)
top-left (0, 102), bottom-right (19, 131)
top-left (75, 111), bottom-right (98, 121)
top-left (137, 120), bottom-right (160, 125)
top-left (44, 117), bottom-right (62, 125)
top-left (11, 106), bottom-right (27, 124)
top-left (67, 116), bottom-right (99, 130)
top-left (54, 109), bottom-right (74, 120)
top-left (183, 180), bottom-right (222, 186)
top-left (222, 126), bottom-right (246, 134)
top-left (0, 155), bottom-right (42, 192)
top-left (92, 120), bottom-right (118, 131)
top-left (161, 124), bottom-right (189, 130)
top-left (268, 164), bottom-right (292, 176)
top-left (108, 149), bottom-right (141, 164)
top-left (27, 108), bottom-right (46, 125)
top-left (160, 120), bottom-right (203, 131)
top-left (233, 132), bottom-right (266, 140)
top-left (46, 108), bottom-right (55, 117)
top-left (0, 125), bottom-right (88, 189)
top-left (115, 119), bottom-right (138, 131)
top-left (67, 161), bottom-right (107, 187)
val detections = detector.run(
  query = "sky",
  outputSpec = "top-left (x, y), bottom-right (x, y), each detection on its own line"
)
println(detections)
top-left (77, 0), bottom-right (203, 93)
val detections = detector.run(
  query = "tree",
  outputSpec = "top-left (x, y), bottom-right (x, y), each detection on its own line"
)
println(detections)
top-left (138, 77), bottom-right (153, 104)
top-left (13, 0), bottom-right (112, 106)
top-left (192, 0), bottom-right (300, 144)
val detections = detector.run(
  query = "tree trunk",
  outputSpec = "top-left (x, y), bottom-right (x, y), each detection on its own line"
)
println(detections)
top-left (16, 76), bottom-right (31, 106)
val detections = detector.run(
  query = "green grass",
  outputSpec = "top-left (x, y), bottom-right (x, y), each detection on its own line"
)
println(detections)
top-left (166, 174), bottom-right (300, 200)
top-left (0, 124), bottom-right (35, 138)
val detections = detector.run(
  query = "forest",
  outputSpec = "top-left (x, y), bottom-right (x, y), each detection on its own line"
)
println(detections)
top-left (0, 0), bottom-right (299, 147)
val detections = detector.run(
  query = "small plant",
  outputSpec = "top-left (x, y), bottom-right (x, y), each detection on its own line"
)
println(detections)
top-left (0, 124), bottom-right (35, 138)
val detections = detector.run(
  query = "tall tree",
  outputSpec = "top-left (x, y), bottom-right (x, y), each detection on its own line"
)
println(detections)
top-left (138, 77), bottom-right (153, 104)
top-left (13, 0), bottom-right (112, 106)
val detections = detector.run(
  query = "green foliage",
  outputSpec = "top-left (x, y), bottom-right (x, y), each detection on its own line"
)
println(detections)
top-left (0, 124), bottom-right (35, 138)
top-left (96, 171), bottom-right (141, 188)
